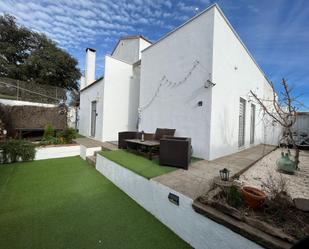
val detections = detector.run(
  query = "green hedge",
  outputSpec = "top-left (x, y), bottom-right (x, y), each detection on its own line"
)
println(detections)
top-left (0, 139), bottom-right (36, 164)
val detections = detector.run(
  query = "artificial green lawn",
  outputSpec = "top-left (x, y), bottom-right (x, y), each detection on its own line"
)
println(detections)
top-left (100, 150), bottom-right (202, 179)
top-left (0, 157), bottom-right (190, 249)
top-left (100, 150), bottom-right (178, 179)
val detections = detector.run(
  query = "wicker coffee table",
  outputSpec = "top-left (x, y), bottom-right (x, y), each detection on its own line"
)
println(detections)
top-left (125, 139), bottom-right (160, 160)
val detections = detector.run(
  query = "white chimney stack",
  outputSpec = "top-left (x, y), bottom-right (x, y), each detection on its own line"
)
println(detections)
top-left (85, 48), bottom-right (96, 86)
top-left (80, 75), bottom-right (86, 90)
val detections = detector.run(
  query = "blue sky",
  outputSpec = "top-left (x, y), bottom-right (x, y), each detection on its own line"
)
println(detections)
top-left (0, 0), bottom-right (308, 109)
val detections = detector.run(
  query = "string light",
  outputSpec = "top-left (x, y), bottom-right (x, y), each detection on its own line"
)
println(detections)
top-left (137, 60), bottom-right (216, 125)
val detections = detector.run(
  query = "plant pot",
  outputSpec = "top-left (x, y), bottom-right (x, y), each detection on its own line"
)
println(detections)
top-left (241, 186), bottom-right (266, 209)
top-left (276, 152), bottom-right (296, 174)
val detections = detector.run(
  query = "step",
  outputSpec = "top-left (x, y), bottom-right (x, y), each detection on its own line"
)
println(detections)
top-left (86, 155), bottom-right (96, 167)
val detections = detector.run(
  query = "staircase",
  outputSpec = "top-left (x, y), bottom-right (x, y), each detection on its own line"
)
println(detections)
top-left (74, 137), bottom-right (118, 167)
top-left (86, 154), bottom-right (97, 167)
top-left (85, 142), bottom-right (118, 167)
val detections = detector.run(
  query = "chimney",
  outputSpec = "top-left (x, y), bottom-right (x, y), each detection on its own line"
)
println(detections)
top-left (85, 48), bottom-right (96, 86)
top-left (80, 75), bottom-right (86, 90)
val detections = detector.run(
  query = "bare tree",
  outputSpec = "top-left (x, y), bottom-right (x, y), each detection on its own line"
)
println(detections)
top-left (250, 78), bottom-right (300, 168)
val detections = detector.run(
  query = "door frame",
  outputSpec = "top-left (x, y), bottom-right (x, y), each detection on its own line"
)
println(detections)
top-left (250, 103), bottom-right (256, 144)
top-left (90, 101), bottom-right (97, 137)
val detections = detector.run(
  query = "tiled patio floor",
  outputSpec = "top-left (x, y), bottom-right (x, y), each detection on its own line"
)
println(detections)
top-left (153, 144), bottom-right (276, 199)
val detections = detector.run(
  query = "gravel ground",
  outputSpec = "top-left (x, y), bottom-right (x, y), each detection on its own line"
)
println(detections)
top-left (239, 149), bottom-right (309, 200)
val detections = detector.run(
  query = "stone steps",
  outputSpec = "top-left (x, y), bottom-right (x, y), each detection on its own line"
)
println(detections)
top-left (86, 155), bottom-right (96, 167)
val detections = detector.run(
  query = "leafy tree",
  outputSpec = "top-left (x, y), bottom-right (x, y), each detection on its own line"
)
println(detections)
top-left (0, 14), bottom-right (81, 90)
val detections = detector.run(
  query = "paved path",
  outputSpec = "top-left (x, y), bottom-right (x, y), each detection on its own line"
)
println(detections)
top-left (153, 144), bottom-right (276, 200)
top-left (74, 137), bottom-right (118, 151)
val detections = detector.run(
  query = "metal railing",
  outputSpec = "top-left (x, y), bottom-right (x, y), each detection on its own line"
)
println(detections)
top-left (0, 77), bottom-right (66, 104)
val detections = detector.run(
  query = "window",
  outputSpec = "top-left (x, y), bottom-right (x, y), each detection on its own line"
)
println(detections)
top-left (238, 98), bottom-right (246, 147)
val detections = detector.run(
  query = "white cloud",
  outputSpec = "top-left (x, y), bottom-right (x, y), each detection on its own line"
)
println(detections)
top-left (0, 0), bottom-right (210, 52)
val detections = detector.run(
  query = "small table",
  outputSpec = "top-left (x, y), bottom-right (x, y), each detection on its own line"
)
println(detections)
top-left (125, 139), bottom-right (160, 160)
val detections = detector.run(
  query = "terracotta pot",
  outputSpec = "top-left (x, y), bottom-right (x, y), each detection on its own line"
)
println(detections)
top-left (241, 186), bottom-right (266, 209)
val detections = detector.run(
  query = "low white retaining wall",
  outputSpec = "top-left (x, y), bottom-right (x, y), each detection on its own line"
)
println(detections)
top-left (80, 145), bottom-right (101, 160)
top-left (35, 145), bottom-right (81, 160)
top-left (96, 154), bottom-right (263, 249)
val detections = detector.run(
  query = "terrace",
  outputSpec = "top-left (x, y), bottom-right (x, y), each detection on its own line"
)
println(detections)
top-left (97, 141), bottom-right (309, 249)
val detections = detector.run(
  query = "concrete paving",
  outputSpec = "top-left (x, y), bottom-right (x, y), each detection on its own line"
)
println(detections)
top-left (153, 144), bottom-right (276, 200)
top-left (74, 137), bottom-right (118, 151)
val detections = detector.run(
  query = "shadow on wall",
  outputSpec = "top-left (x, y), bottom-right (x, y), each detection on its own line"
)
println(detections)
top-left (220, 107), bottom-right (238, 147)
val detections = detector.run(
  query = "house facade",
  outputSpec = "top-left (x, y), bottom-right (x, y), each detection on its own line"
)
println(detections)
top-left (79, 36), bottom-right (151, 141)
top-left (139, 4), bottom-right (280, 160)
top-left (79, 4), bottom-right (280, 160)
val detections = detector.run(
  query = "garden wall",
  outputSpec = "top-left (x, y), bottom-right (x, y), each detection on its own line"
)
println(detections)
top-left (96, 154), bottom-right (262, 249)
top-left (80, 145), bottom-right (101, 160)
top-left (0, 103), bottom-right (66, 130)
top-left (35, 145), bottom-right (80, 160)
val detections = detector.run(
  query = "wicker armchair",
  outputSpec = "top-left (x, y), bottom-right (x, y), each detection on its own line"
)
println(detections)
top-left (159, 137), bottom-right (191, 170)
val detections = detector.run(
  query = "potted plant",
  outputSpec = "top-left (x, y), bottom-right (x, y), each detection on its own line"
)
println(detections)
top-left (241, 186), bottom-right (266, 209)
top-left (276, 151), bottom-right (296, 174)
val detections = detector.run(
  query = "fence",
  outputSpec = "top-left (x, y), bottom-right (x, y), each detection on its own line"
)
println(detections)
top-left (0, 77), bottom-right (66, 104)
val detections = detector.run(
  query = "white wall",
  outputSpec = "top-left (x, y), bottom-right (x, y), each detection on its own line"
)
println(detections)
top-left (80, 145), bottom-right (101, 160)
top-left (208, 6), bottom-right (279, 160)
top-left (102, 56), bottom-right (139, 141)
top-left (79, 79), bottom-right (104, 140)
top-left (261, 83), bottom-right (282, 146)
top-left (96, 155), bottom-right (263, 249)
top-left (0, 99), bottom-right (56, 107)
top-left (293, 113), bottom-right (309, 134)
top-left (139, 38), bottom-right (152, 59)
top-left (35, 145), bottom-right (80, 160)
top-left (139, 8), bottom-right (215, 159)
top-left (112, 39), bottom-right (140, 64)
top-left (112, 37), bottom-right (151, 64)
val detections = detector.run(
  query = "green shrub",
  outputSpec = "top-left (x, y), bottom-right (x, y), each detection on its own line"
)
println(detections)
top-left (0, 139), bottom-right (36, 164)
top-left (41, 125), bottom-right (77, 145)
top-left (39, 137), bottom-right (61, 146)
top-left (227, 186), bottom-right (243, 208)
top-left (57, 128), bottom-right (77, 144)
top-left (43, 123), bottom-right (55, 140)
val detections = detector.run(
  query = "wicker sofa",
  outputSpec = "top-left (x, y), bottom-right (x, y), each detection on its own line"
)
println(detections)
top-left (118, 129), bottom-right (192, 170)
top-left (118, 128), bottom-right (176, 149)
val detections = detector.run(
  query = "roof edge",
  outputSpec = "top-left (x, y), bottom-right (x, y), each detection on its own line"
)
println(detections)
top-left (111, 35), bottom-right (152, 56)
top-left (80, 76), bottom-right (104, 92)
top-left (106, 55), bottom-right (134, 65)
top-left (141, 3), bottom-right (272, 88)
top-left (141, 3), bottom-right (217, 53)
top-left (213, 4), bottom-right (273, 87)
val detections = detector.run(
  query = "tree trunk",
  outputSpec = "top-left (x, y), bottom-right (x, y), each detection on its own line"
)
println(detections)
top-left (288, 128), bottom-right (299, 169)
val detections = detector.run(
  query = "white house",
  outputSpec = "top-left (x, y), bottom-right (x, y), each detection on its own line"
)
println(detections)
top-left (79, 4), bottom-right (280, 160)
top-left (79, 36), bottom-right (152, 141)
